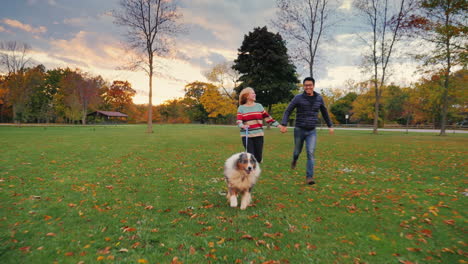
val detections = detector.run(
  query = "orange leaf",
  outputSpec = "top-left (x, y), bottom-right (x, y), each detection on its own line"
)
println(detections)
top-left (241, 235), bottom-right (253, 240)
top-left (189, 246), bottom-right (196, 255)
top-left (122, 226), bottom-right (136, 232)
top-left (406, 247), bottom-right (421, 252)
top-left (46, 233), bottom-right (56, 237)
top-left (419, 229), bottom-right (432, 237)
top-left (19, 246), bottom-right (31, 253)
top-left (443, 219), bottom-right (455, 225)
top-left (64, 252), bottom-right (74, 256)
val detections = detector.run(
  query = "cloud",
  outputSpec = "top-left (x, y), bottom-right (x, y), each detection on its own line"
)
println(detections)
top-left (63, 17), bottom-right (88, 27)
top-left (339, 0), bottom-right (353, 10)
top-left (2, 18), bottom-right (47, 34)
top-left (40, 30), bottom-right (206, 105)
top-left (49, 31), bottom-right (126, 70)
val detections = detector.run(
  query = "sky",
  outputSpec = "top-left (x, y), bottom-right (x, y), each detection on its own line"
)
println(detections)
top-left (0, 0), bottom-right (423, 105)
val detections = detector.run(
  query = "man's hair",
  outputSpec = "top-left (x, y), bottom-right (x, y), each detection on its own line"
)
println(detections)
top-left (303, 77), bottom-right (315, 85)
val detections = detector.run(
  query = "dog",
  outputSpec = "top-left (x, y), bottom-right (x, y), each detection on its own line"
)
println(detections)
top-left (224, 152), bottom-right (261, 210)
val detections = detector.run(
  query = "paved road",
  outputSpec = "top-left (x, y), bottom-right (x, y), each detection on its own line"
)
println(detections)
top-left (318, 127), bottom-right (468, 134)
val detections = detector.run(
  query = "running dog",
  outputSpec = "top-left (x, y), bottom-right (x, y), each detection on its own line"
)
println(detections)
top-left (224, 152), bottom-right (261, 210)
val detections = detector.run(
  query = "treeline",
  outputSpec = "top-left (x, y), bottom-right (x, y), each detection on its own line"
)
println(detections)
top-left (0, 65), bottom-right (142, 124)
top-left (0, 65), bottom-right (466, 126)
top-left (160, 68), bottom-right (467, 128)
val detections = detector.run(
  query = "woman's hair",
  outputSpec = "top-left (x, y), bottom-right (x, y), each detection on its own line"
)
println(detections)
top-left (239, 87), bottom-right (254, 105)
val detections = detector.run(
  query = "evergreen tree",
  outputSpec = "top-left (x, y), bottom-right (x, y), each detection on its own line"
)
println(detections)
top-left (233, 26), bottom-right (298, 111)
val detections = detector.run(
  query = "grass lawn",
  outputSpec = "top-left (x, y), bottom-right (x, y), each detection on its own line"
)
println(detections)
top-left (0, 125), bottom-right (466, 264)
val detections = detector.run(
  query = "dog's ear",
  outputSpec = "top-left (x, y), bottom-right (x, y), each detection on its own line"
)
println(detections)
top-left (251, 155), bottom-right (257, 167)
top-left (236, 153), bottom-right (246, 169)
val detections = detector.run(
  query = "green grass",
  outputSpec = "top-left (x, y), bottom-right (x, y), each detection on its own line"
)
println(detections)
top-left (0, 125), bottom-right (466, 263)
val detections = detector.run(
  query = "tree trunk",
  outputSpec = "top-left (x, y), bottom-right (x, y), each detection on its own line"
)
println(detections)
top-left (373, 80), bottom-right (379, 134)
top-left (12, 104), bottom-right (18, 124)
top-left (440, 13), bottom-right (451, 136)
top-left (147, 63), bottom-right (154, 133)
top-left (0, 104), bottom-right (3, 123)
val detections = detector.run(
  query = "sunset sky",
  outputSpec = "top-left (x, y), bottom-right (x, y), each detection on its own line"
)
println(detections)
top-left (0, 0), bottom-right (423, 105)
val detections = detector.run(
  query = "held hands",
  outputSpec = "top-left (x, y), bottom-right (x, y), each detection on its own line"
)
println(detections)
top-left (279, 125), bottom-right (287, 133)
top-left (329, 127), bottom-right (334, 135)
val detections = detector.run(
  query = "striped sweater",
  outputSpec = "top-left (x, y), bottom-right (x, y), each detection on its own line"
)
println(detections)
top-left (236, 103), bottom-right (280, 137)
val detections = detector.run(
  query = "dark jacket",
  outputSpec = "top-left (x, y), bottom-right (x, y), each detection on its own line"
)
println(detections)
top-left (281, 92), bottom-right (333, 130)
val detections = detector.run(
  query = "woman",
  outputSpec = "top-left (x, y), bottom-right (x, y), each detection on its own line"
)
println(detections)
top-left (237, 87), bottom-right (285, 163)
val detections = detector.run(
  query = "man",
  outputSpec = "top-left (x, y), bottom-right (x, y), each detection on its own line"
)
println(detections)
top-left (280, 77), bottom-right (334, 185)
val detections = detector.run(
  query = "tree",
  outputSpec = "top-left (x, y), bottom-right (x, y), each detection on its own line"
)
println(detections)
top-left (113, 0), bottom-right (183, 133)
top-left (404, 0), bottom-right (467, 135)
top-left (0, 41), bottom-right (31, 74)
top-left (200, 84), bottom-right (237, 118)
top-left (330, 92), bottom-right (358, 124)
top-left (272, 0), bottom-right (338, 78)
top-left (183, 81), bottom-right (210, 123)
top-left (354, 0), bottom-right (417, 133)
top-left (0, 41), bottom-right (32, 122)
top-left (0, 75), bottom-right (10, 122)
top-left (102, 80), bottom-right (136, 112)
top-left (408, 69), bottom-right (468, 127)
top-left (233, 26), bottom-right (299, 113)
top-left (59, 70), bottom-right (102, 124)
top-left (203, 62), bottom-right (239, 100)
top-left (382, 84), bottom-right (408, 124)
top-left (155, 98), bottom-right (190, 123)
top-left (6, 66), bottom-right (45, 123)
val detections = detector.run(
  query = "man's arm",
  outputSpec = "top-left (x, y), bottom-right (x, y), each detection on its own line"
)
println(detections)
top-left (319, 97), bottom-right (334, 135)
top-left (281, 97), bottom-right (297, 126)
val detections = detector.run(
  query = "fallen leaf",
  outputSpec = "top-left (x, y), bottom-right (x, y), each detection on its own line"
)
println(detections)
top-left (443, 219), bottom-right (455, 225)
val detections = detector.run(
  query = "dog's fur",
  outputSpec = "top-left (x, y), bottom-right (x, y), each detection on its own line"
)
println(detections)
top-left (224, 152), bottom-right (261, 210)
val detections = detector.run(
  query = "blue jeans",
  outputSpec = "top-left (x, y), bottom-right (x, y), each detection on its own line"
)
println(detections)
top-left (293, 127), bottom-right (317, 179)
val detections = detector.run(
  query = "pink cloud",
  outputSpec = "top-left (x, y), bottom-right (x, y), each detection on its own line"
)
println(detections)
top-left (2, 18), bottom-right (47, 34)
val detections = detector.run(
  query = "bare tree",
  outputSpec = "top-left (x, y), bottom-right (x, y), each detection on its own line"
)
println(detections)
top-left (354, 0), bottom-right (416, 134)
top-left (202, 61), bottom-right (240, 100)
top-left (0, 41), bottom-right (32, 74)
top-left (113, 0), bottom-right (182, 133)
top-left (272, 0), bottom-right (337, 78)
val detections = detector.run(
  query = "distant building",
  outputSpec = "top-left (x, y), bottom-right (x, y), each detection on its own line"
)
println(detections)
top-left (87, 110), bottom-right (128, 124)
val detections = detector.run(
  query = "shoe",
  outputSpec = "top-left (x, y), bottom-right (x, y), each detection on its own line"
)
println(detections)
top-left (306, 178), bottom-right (315, 185)
top-left (291, 160), bottom-right (297, 169)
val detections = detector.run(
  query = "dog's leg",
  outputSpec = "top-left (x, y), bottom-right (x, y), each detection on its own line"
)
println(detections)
top-left (228, 188), bottom-right (238, 207)
top-left (240, 191), bottom-right (251, 210)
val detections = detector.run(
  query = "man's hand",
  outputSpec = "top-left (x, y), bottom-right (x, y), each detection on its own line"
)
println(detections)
top-left (280, 125), bottom-right (288, 133)
top-left (329, 127), bottom-right (334, 135)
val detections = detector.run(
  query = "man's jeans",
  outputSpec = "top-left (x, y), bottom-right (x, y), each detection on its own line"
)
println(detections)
top-left (293, 127), bottom-right (317, 179)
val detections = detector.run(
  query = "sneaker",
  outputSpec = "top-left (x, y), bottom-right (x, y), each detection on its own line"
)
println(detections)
top-left (306, 178), bottom-right (315, 185)
top-left (291, 160), bottom-right (297, 169)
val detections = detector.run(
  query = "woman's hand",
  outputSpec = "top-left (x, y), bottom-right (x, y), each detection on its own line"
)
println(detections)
top-left (278, 125), bottom-right (287, 133)
top-left (241, 125), bottom-right (250, 129)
